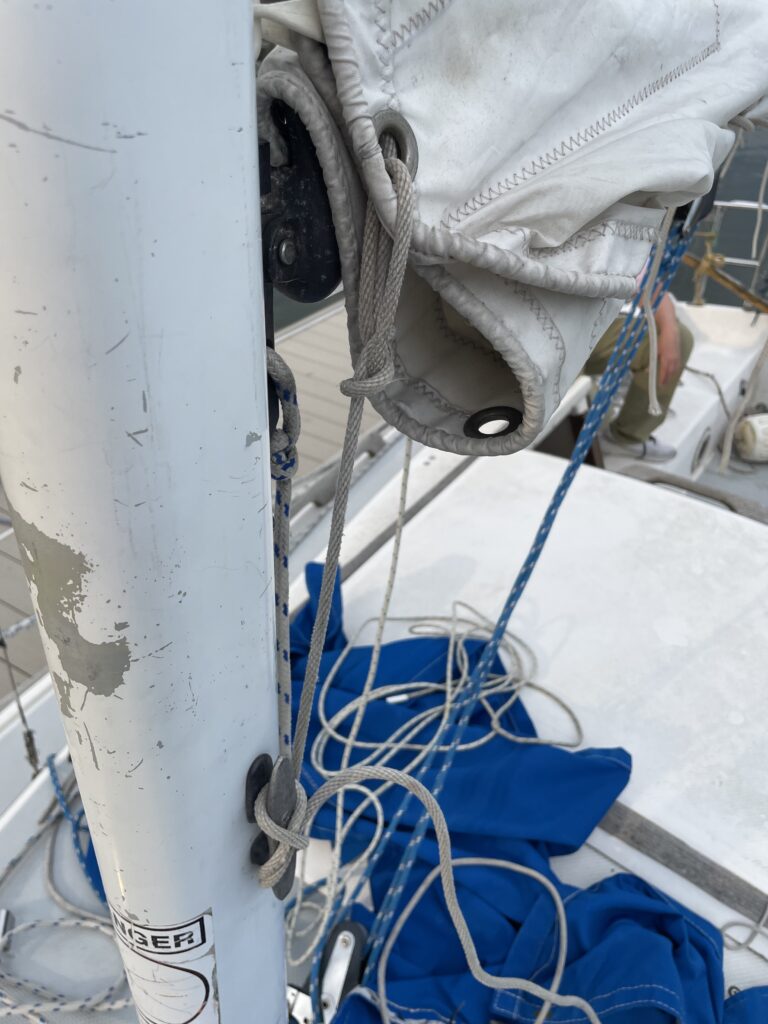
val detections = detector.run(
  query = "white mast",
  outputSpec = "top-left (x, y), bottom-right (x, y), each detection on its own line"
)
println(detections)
top-left (0, 2), bottom-right (286, 1022)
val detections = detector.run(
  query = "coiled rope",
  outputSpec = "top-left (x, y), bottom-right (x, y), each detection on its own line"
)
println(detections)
top-left (285, 602), bottom-right (582, 976)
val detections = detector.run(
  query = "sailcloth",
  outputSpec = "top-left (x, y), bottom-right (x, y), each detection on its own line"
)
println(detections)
top-left (260, 1), bottom-right (768, 454)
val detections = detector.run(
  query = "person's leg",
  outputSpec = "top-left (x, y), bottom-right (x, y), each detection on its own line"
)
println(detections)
top-left (611, 321), bottom-right (694, 444)
top-left (583, 319), bottom-right (622, 377)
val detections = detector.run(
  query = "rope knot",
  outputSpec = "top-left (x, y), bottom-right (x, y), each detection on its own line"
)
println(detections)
top-left (266, 348), bottom-right (301, 483)
top-left (270, 430), bottom-right (299, 482)
top-left (253, 776), bottom-right (309, 891)
top-left (340, 325), bottom-right (398, 398)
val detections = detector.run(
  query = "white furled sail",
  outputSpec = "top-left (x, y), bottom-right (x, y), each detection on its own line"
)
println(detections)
top-left (260, 0), bottom-right (768, 454)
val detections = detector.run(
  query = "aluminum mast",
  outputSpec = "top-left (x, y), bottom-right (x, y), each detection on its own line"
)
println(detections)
top-left (0, 2), bottom-right (286, 1020)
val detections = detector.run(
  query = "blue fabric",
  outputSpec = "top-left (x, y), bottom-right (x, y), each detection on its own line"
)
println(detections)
top-left (292, 567), bottom-right (767, 1024)
top-left (724, 989), bottom-right (768, 1024)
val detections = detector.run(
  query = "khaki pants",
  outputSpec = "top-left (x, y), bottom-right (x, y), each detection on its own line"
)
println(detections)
top-left (584, 317), bottom-right (694, 444)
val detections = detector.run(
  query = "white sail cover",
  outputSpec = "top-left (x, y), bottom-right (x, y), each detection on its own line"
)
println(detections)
top-left (260, 1), bottom-right (768, 455)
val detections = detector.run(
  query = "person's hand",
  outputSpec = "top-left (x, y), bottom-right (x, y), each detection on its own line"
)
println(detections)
top-left (654, 295), bottom-right (682, 388)
top-left (657, 320), bottom-right (682, 388)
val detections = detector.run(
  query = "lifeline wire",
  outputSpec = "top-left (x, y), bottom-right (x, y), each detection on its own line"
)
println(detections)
top-left (0, 640), bottom-right (39, 776)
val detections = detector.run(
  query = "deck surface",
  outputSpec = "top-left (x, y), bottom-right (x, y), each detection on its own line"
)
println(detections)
top-left (333, 447), bottom-right (768, 906)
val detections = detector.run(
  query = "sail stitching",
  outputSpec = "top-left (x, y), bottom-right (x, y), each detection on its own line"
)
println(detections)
top-left (384, 0), bottom-right (454, 53)
top-left (441, 0), bottom-right (721, 228)
top-left (504, 280), bottom-right (564, 405)
top-left (432, 294), bottom-right (509, 367)
top-left (375, 0), bottom-right (398, 107)
top-left (400, 364), bottom-right (475, 417)
top-left (525, 221), bottom-right (659, 261)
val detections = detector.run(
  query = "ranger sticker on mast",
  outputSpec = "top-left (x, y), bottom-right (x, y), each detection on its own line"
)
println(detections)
top-left (110, 905), bottom-right (220, 1024)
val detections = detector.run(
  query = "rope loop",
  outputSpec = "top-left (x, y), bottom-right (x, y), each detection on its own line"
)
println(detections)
top-left (340, 153), bottom-right (415, 404)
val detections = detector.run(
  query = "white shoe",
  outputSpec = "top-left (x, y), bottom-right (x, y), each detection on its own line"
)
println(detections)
top-left (602, 430), bottom-right (676, 463)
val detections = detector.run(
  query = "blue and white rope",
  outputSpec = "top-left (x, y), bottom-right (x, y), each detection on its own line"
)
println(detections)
top-left (267, 347), bottom-right (301, 757)
top-left (360, 224), bottom-right (689, 980)
top-left (46, 756), bottom-right (105, 905)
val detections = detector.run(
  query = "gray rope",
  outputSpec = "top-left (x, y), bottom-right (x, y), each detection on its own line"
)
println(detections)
top-left (722, 903), bottom-right (768, 953)
top-left (287, 438), bottom-right (414, 965)
top-left (291, 151), bottom-right (414, 778)
top-left (285, 603), bottom-right (581, 973)
top-left (684, 365), bottom-right (731, 420)
top-left (256, 149), bottom-right (414, 899)
top-left (254, 780), bottom-right (310, 891)
top-left (256, 765), bottom-right (601, 1024)
top-left (377, 858), bottom-right (569, 1024)
top-left (253, 146), bottom-right (600, 1021)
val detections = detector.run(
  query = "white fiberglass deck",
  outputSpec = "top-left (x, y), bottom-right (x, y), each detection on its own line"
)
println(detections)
top-left (293, 446), bottom-right (768, 927)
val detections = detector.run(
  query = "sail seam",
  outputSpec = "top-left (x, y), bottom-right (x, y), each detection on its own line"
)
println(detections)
top-left (374, 0), bottom-right (398, 107)
top-left (393, 355), bottom-right (475, 418)
top-left (587, 298), bottom-right (611, 355)
top-left (432, 294), bottom-right (509, 367)
top-left (384, 0), bottom-right (454, 52)
top-left (527, 221), bottom-right (660, 260)
top-left (441, 0), bottom-right (722, 228)
top-left (503, 280), bottom-right (564, 406)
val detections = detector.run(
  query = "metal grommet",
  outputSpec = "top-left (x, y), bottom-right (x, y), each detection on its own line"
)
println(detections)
top-left (463, 407), bottom-right (523, 439)
top-left (372, 110), bottom-right (419, 178)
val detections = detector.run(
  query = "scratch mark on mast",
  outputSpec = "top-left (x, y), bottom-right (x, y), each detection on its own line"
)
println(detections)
top-left (0, 113), bottom-right (116, 154)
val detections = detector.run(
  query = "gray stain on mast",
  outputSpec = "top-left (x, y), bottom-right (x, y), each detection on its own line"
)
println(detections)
top-left (11, 511), bottom-right (131, 718)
